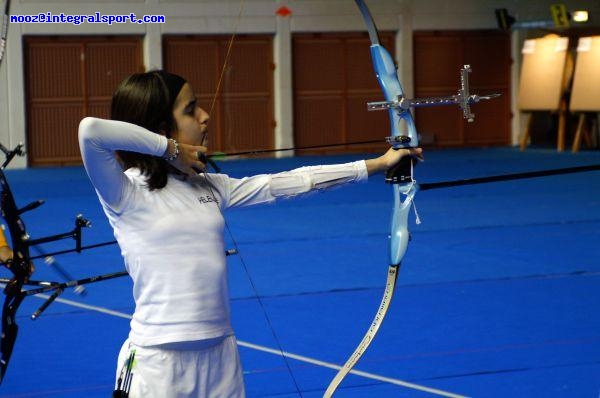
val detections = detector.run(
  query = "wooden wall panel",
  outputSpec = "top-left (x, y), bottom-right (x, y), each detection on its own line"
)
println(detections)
top-left (25, 40), bottom-right (84, 166)
top-left (294, 96), bottom-right (344, 148)
top-left (26, 43), bottom-right (83, 99)
top-left (414, 37), bottom-right (462, 90)
top-left (292, 33), bottom-right (394, 154)
top-left (294, 38), bottom-right (345, 92)
top-left (87, 41), bottom-right (143, 97)
top-left (164, 35), bottom-right (274, 153)
top-left (28, 103), bottom-right (83, 164)
top-left (221, 97), bottom-right (272, 151)
top-left (25, 36), bottom-right (142, 166)
top-left (414, 31), bottom-right (511, 147)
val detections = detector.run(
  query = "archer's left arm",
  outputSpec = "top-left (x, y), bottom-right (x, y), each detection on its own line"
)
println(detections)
top-left (217, 147), bottom-right (422, 208)
top-left (212, 161), bottom-right (369, 209)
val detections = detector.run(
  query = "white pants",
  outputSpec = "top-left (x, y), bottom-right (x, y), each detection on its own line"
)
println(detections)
top-left (115, 335), bottom-right (245, 398)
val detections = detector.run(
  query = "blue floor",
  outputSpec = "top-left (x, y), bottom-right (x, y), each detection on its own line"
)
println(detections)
top-left (1, 147), bottom-right (599, 397)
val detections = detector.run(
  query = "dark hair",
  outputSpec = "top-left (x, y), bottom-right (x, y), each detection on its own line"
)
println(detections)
top-left (110, 70), bottom-right (181, 190)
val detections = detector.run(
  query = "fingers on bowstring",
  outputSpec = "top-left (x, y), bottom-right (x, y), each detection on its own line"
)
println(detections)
top-left (190, 161), bottom-right (207, 175)
top-left (177, 147), bottom-right (203, 175)
top-left (193, 147), bottom-right (208, 173)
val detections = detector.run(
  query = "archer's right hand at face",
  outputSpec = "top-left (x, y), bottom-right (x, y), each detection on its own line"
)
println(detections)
top-left (167, 142), bottom-right (208, 176)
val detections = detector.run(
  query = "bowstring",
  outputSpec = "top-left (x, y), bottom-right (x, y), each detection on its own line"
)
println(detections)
top-left (202, 0), bottom-right (304, 395)
top-left (207, 3), bottom-right (243, 118)
top-left (202, 0), bottom-right (245, 147)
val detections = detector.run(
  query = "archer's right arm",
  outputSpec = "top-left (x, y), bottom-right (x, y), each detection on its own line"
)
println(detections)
top-left (78, 117), bottom-right (168, 209)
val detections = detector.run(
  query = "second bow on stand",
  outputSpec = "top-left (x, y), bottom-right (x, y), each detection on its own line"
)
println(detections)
top-left (323, 1), bottom-right (499, 396)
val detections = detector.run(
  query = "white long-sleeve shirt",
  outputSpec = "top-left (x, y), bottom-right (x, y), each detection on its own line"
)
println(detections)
top-left (78, 117), bottom-right (368, 346)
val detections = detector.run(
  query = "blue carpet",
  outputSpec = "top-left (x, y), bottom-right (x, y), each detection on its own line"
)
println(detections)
top-left (1, 147), bottom-right (599, 397)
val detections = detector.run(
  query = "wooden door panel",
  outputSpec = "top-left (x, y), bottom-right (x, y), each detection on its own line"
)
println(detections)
top-left (294, 96), bottom-right (344, 148)
top-left (414, 36), bottom-right (463, 90)
top-left (164, 35), bottom-right (274, 153)
top-left (86, 41), bottom-right (143, 97)
top-left (414, 31), bottom-right (511, 147)
top-left (415, 105), bottom-right (464, 146)
top-left (25, 36), bottom-right (142, 166)
top-left (293, 33), bottom-right (394, 154)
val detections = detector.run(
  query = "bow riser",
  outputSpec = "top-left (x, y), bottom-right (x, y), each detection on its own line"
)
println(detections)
top-left (370, 45), bottom-right (418, 148)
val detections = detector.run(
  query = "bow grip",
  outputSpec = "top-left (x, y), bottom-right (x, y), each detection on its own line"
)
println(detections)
top-left (385, 155), bottom-right (412, 184)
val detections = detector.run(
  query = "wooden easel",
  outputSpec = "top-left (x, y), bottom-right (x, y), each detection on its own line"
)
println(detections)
top-left (570, 36), bottom-right (600, 152)
top-left (572, 113), bottom-right (597, 152)
top-left (517, 35), bottom-right (572, 151)
top-left (519, 99), bottom-right (569, 151)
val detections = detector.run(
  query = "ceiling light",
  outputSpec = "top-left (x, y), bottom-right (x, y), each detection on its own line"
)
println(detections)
top-left (572, 11), bottom-right (588, 23)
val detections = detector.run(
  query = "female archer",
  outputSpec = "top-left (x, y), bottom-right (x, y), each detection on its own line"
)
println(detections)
top-left (78, 70), bottom-right (422, 397)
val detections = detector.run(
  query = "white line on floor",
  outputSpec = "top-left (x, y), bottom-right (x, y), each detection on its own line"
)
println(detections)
top-left (31, 293), bottom-right (467, 398)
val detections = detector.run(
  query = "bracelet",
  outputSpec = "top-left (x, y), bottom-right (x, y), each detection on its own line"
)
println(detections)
top-left (164, 138), bottom-right (179, 161)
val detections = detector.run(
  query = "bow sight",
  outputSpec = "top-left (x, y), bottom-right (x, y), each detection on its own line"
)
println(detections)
top-left (367, 65), bottom-right (501, 125)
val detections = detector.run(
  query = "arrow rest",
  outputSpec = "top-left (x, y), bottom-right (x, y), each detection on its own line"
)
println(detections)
top-left (386, 135), bottom-right (412, 146)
